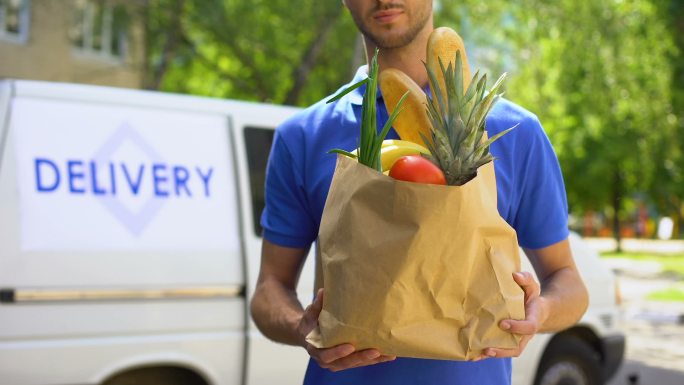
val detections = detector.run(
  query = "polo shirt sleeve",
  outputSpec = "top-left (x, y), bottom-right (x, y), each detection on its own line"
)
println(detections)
top-left (260, 123), bottom-right (317, 249)
top-left (511, 115), bottom-right (570, 249)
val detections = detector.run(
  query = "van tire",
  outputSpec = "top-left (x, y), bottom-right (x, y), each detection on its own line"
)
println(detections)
top-left (534, 334), bottom-right (602, 385)
top-left (102, 366), bottom-right (207, 385)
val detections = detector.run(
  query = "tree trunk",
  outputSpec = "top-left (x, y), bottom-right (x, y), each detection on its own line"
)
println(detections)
top-left (283, 6), bottom-right (345, 105)
top-left (147, 0), bottom-right (185, 90)
top-left (674, 197), bottom-right (682, 239)
top-left (612, 169), bottom-right (623, 252)
top-left (139, 0), bottom-right (151, 89)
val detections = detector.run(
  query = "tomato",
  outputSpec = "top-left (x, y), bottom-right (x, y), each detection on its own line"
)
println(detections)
top-left (388, 155), bottom-right (447, 185)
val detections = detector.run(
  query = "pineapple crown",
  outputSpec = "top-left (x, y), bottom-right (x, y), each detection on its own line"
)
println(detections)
top-left (421, 51), bottom-right (516, 186)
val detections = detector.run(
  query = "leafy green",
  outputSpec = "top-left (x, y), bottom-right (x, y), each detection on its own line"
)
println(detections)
top-left (328, 49), bottom-right (409, 172)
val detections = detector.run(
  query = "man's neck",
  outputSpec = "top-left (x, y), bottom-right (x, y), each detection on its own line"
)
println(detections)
top-left (364, 26), bottom-right (433, 89)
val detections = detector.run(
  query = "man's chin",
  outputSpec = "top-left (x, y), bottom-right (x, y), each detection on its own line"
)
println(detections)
top-left (364, 28), bottom-right (412, 49)
top-left (373, 35), bottom-right (415, 49)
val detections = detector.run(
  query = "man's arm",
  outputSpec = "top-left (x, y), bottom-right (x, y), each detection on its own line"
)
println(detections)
top-left (250, 239), bottom-right (396, 371)
top-left (523, 238), bottom-right (589, 332)
top-left (480, 238), bottom-right (589, 359)
top-left (250, 239), bottom-right (309, 345)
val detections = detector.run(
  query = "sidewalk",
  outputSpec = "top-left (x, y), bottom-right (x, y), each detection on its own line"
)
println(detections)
top-left (583, 237), bottom-right (684, 383)
top-left (583, 237), bottom-right (684, 254)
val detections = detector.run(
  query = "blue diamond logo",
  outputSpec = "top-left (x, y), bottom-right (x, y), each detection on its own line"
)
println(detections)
top-left (92, 122), bottom-right (166, 237)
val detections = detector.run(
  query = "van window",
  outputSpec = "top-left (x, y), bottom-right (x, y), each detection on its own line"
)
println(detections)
top-left (244, 126), bottom-right (275, 237)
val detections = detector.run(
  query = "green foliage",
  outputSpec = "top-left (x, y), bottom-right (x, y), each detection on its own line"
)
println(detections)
top-left (328, 50), bottom-right (410, 172)
top-left (423, 51), bottom-right (514, 186)
top-left (139, 0), bottom-right (358, 106)
top-left (646, 286), bottom-right (684, 302)
top-left (650, 0), bottom-right (684, 218)
top-left (436, 0), bottom-right (679, 232)
top-left (509, 1), bottom-right (675, 219)
top-left (138, 0), bottom-right (682, 230)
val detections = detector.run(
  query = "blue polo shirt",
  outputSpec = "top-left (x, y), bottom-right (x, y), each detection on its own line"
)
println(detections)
top-left (261, 66), bottom-right (569, 384)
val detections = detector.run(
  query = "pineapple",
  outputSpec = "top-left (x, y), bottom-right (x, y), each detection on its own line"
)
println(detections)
top-left (421, 51), bottom-right (515, 186)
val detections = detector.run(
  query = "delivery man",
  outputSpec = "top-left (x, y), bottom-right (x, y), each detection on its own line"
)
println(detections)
top-left (250, 0), bottom-right (589, 383)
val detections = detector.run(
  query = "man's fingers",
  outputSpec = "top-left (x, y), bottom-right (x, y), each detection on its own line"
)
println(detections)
top-left (309, 344), bottom-right (393, 371)
top-left (483, 347), bottom-right (516, 359)
top-left (326, 349), bottom-right (382, 372)
top-left (501, 295), bottom-right (540, 335)
top-left (311, 343), bottom-right (355, 364)
top-left (345, 354), bottom-right (396, 370)
top-left (500, 318), bottom-right (538, 335)
top-left (327, 353), bottom-right (365, 371)
top-left (513, 272), bottom-right (540, 302)
top-left (483, 335), bottom-right (532, 358)
top-left (302, 291), bottom-right (391, 373)
top-left (470, 354), bottom-right (488, 362)
top-left (303, 289), bottom-right (324, 324)
top-left (311, 288), bottom-right (324, 314)
top-left (380, 355), bottom-right (397, 362)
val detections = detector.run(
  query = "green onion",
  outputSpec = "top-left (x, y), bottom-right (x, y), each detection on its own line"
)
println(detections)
top-left (328, 49), bottom-right (409, 172)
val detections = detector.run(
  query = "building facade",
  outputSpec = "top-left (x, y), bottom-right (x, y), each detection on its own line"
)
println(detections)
top-left (0, 0), bottom-right (143, 89)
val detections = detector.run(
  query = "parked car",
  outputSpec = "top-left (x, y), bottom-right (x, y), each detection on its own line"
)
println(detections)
top-left (0, 79), bottom-right (623, 385)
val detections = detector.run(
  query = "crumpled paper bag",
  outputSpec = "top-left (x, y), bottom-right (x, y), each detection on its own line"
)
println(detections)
top-left (306, 154), bottom-right (525, 360)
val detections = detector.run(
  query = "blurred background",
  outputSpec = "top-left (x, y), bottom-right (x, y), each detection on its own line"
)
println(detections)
top-left (1, 1), bottom-right (683, 383)
top-left (2, 0), bottom-right (681, 248)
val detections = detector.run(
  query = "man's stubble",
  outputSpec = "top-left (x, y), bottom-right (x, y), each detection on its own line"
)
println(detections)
top-left (350, 1), bottom-right (432, 49)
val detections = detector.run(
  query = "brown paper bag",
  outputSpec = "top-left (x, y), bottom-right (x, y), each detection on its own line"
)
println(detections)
top-left (306, 154), bottom-right (525, 361)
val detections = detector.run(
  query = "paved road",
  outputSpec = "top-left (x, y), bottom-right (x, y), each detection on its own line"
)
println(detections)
top-left (584, 238), bottom-right (684, 254)
top-left (601, 257), bottom-right (684, 385)
top-left (608, 360), bottom-right (684, 385)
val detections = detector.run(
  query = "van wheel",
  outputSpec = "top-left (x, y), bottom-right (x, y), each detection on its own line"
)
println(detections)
top-left (102, 366), bottom-right (207, 385)
top-left (534, 334), bottom-right (602, 385)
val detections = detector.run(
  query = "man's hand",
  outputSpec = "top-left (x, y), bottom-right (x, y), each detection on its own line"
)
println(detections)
top-left (474, 271), bottom-right (548, 360)
top-left (299, 289), bottom-right (397, 372)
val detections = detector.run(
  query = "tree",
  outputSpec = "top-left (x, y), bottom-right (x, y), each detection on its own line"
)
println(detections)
top-left (651, 0), bottom-right (684, 237)
top-left (137, 0), bottom-right (359, 106)
top-left (137, 0), bottom-right (680, 246)
top-left (436, 0), bottom-right (676, 248)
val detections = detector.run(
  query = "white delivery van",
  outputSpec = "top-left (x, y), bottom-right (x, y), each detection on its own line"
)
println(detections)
top-left (0, 79), bottom-right (623, 385)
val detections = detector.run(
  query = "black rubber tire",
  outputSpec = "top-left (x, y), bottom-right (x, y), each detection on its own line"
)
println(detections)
top-left (102, 366), bottom-right (207, 385)
top-left (533, 334), bottom-right (603, 385)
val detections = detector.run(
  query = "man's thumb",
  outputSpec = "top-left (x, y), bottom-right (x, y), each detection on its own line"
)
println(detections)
top-left (304, 288), bottom-right (324, 322)
top-left (312, 288), bottom-right (324, 313)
